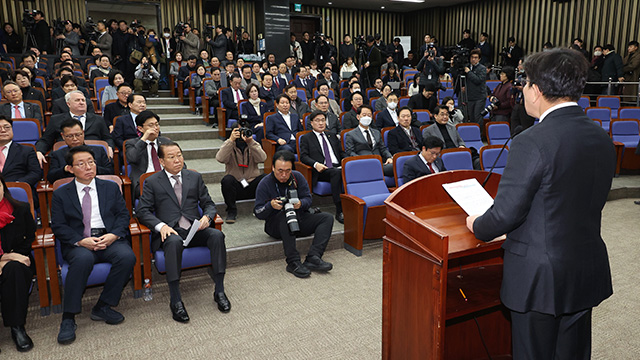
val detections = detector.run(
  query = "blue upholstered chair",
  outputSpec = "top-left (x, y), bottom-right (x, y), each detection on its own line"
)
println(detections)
top-left (486, 121), bottom-right (511, 146)
top-left (586, 107), bottom-right (612, 132)
top-left (456, 123), bottom-right (484, 151)
top-left (597, 96), bottom-right (620, 119)
top-left (414, 110), bottom-right (430, 124)
top-left (294, 131), bottom-right (332, 196)
top-left (392, 151), bottom-right (418, 187)
top-left (12, 119), bottom-right (41, 145)
top-left (480, 145), bottom-right (509, 175)
top-left (441, 148), bottom-right (473, 170)
top-left (578, 96), bottom-right (590, 111)
top-left (618, 107), bottom-right (640, 121)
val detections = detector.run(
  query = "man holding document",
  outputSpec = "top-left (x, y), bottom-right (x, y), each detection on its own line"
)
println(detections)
top-left (137, 141), bottom-right (230, 323)
top-left (466, 48), bottom-right (615, 359)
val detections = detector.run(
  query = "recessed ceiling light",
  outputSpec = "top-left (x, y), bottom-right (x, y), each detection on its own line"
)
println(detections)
top-left (381, 6), bottom-right (385, 8)
top-left (328, 1), bottom-right (332, 4)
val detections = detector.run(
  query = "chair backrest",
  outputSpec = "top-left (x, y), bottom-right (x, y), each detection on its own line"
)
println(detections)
top-left (456, 123), bottom-right (484, 150)
top-left (618, 107), bottom-right (640, 121)
top-left (610, 119), bottom-right (640, 146)
top-left (398, 97), bottom-right (410, 108)
top-left (53, 141), bottom-right (109, 155)
top-left (367, 88), bottom-right (379, 100)
top-left (341, 87), bottom-right (350, 99)
top-left (34, 76), bottom-right (46, 88)
top-left (7, 182), bottom-right (35, 219)
top-left (392, 151), bottom-right (418, 187)
top-left (382, 127), bottom-right (394, 148)
top-left (438, 88), bottom-right (454, 102)
top-left (486, 80), bottom-right (500, 92)
top-left (237, 99), bottom-right (249, 115)
top-left (340, 80), bottom-right (348, 88)
top-left (53, 175), bottom-right (123, 192)
top-left (23, 100), bottom-right (44, 120)
top-left (441, 148), bottom-right (473, 170)
top-left (370, 98), bottom-right (378, 109)
top-left (340, 129), bottom-right (350, 151)
top-left (342, 155), bottom-right (389, 198)
top-left (486, 121), bottom-right (511, 146)
top-left (414, 110), bottom-right (430, 124)
top-left (586, 107), bottom-right (611, 131)
top-left (597, 96), bottom-right (620, 118)
top-left (96, 87), bottom-right (105, 110)
top-left (480, 145), bottom-right (509, 174)
top-left (340, 98), bottom-right (348, 112)
top-left (314, 89), bottom-right (335, 100)
top-left (296, 88), bottom-right (307, 102)
top-left (295, 130), bottom-right (311, 154)
top-left (93, 77), bottom-right (109, 93)
top-left (262, 112), bottom-right (276, 138)
top-left (403, 70), bottom-right (419, 81)
top-left (578, 96), bottom-right (590, 110)
top-left (12, 119), bottom-right (41, 145)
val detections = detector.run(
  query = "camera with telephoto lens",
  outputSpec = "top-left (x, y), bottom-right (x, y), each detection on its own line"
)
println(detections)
top-left (22, 10), bottom-right (37, 30)
top-left (355, 35), bottom-right (366, 47)
top-left (52, 17), bottom-right (66, 35)
top-left (83, 16), bottom-right (98, 42)
top-left (238, 115), bottom-right (253, 137)
top-left (426, 43), bottom-right (436, 58)
top-left (480, 97), bottom-right (500, 117)
top-left (277, 189), bottom-right (300, 233)
top-left (445, 45), bottom-right (470, 73)
top-left (174, 22), bottom-right (185, 37)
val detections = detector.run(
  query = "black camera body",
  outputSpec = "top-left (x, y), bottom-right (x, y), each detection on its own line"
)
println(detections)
top-left (174, 22), bottom-right (185, 38)
top-left (238, 115), bottom-right (253, 138)
top-left (83, 16), bottom-right (98, 42)
top-left (480, 97), bottom-right (500, 117)
top-left (52, 17), bottom-right (66, 35)
top-left (277, 189), bottom-right (300, 233)
top-left (445, 45), bottom-right (470, 73)
top-left (355, 35), bottom-right (366, 47)
top-left (22, 10), bottom-right (37, 30)
top-left (425, 43), bottom-right (436, 58)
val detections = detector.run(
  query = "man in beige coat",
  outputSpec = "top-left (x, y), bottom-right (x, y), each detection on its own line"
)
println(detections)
top-left (623, 40), bottom-right (640, 97)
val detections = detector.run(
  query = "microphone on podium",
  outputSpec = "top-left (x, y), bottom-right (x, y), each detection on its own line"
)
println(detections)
top-left (482, 125), bottom-right (524, 188)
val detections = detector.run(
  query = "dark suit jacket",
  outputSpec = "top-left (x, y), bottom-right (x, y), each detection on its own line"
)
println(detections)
top-left (36, 113), bottom-right (114, 153)
top-left (51, 86), bottom-right (91, 101)
top-left (240, 101), bottom-right (268, 128)
top-left (344, 127), bottom-right (392, 161)
top-left (112, 114), bottom-right (139, 150)
top-left (1, 142), bottom-right (42, 188)
top-left (387, 125), bottom-right (423, 155)
top-left (272, 75), bottom-right (289, 91)
top-left (473, 105), bottom-right (615, 316)
top-left (221, 87), bottom-right (246, 111)
top-left (47, 145), bottom-right (113, 183)
top-left (136, 169), bottom-right (218, 251)
top-left (103, 101), bottom-right (129, 129)
top-left (0, 201), bottom-right (36, 258)
top-left (125, 136), bottom-right (172, 196)
top-left (265, 112), bottom-right (303, 145)
top-left (300, 131), bottom-right (345, 185)
top-left (259, 87), bottom-right (277, 111)
top-left (51, 178), bottom-right (130, 249)
top-left (341, 109), bottom-right (359, 130)
top-left (51, 96), bottom-right (95, 115)
top-left (401, 153), bottom-right (445, 184)
top-left (376, 109), bottom-right (398, 129)
top-left (0, 102), bottom-right (42, 126)
top-left (407, 93), bottom-right (438, 114)
top-left (52, 76), bottom-right (87, 90)
top-left (293, 77), bottom-right (314, 99)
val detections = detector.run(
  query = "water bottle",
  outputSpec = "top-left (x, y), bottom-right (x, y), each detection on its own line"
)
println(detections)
top-left (143, 279), bottom-right (153, 301)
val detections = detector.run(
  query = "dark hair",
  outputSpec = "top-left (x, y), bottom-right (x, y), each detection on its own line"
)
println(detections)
top-left (315, 94), bottom-right (329, 103)
top-left (275, 93), bottom-right (291, 105)
top-left (21, 54), bottom-right (35, 62)
top-left (195, 64), bottom-right (205, 73)
top-left (57, 67), bottom-right (73, 77)
top-left (463, 29), bottom-right (471, 34)
top-left (356, 105), bottom-right (372, 115)
top-left (628, 40), bottom-right (639, 47)
top-left (98, 54), bottom-right (111, 63)
top-left (158, 141), bottom-right (181, 159)
top-left (272, 150), bottom-right (296, 166)
top-left (501, 66), bottom-right (516, 81)
top-left (317, 81), bottom-right (328, 90)
top-left (0, 173), bottom-right (19, 208)
top-left (523, 48), bottom-right (589, 102)
top-left (116, 83), bottom-right (132, 92)
top-left (387, 92), bottom-right (399, 100)
top-left (2, 80), bottom-right (19, 89)
top-left (470, 49), bottom-right (482, 57)
top-left (604, 44), bottom-right (615, 51)
top-left (0, 115), bottom-right (13, 126)
top-left (573, 37), bottom-right (583, 43)
top-left (507, 36), bottom-right (516, 43)
top-left (60, 118), bottom-right (83, 132)
top-left (349, 81), bottom-right (361, 90)
top-left (135, 110), bottom-right (159, 127)
top-left (230, 73), bottom-right (242, 81)
top-left (127, 93), bottom-right (145, 104)
top-left (543, 42), bottom-right (554, 48)
top-left (65, 145), bottom-right (95, 166)
top-left (284, 83), bottom-right (297, 93)
top-left (382, 84), bottom-right (393, 93)
top-left (309, 110), bottom-right (325, 122)
top-left (422, 83), bottom-right (436, 92)
top-left (61, 74), bottom-right (77, 87)
top-left (441, 96), bottom-right (455, 106)
top-left (398, 106), bottom-right (412, 117)
top-left (423, 136), bottom-right (444, 150)
top-left (434, 105), bottom-right (449, 115)
top-left (10, 69), bottom-right (29, 82)
top-left (187, 55), bottom-right (198, 61)
top-left (350, 92), bottom-right (363, 102)
top-left (262, 73), bottom-right (272, 80)
top-left (366, 35), bottom-right (374, 43)
top-left (481, 32), bottom-right (489, 38)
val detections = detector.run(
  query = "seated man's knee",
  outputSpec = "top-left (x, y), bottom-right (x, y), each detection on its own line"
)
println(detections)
top-left (66, 248), bottom-right (96, 269)
top-left (220, 175), bottom-right (237, 188)
top-left (204, 228), bottom-right (226, 247)
top-left (163, 234), bottom-right (184, 249)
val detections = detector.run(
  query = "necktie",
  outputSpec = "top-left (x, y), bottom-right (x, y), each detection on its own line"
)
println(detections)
top-left (172, 175), bottom-right (191, 229)
top-left (409, 130), bottom-right (418, 149)
top-left (150, 143), bottom-right (161, 171)
top-left (82, 186), bottom-right (92, 238)
top-left (0, 146), bottom-right (6, 171)
top-left (302, 79), bottom-right (306, 87)
top-left (13, 105), bottom-right (22, 119)
top-left (364, 129), bottom-right (373, 148)
top-left (427, 162), bottom-right (435, 173)
top-left (275, 77), bottom-right (279, 87)
top-left (321, 133), bottom-right (333, 168)
top-left (235, 89), bottom-right (241, 103)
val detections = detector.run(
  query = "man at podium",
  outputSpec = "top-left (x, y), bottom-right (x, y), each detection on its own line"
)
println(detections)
top-left (467, 48), bottom-right (615, 359)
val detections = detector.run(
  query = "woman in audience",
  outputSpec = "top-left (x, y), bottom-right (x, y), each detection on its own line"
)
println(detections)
top-left (407, 73), bottom-right (421, 97)
top-left (18, 66), bottom-right (44, 92)
top-left (375, 84), bottom-right (394, 112)
top-left (309, 59), bottom-right (321, 78)
top-left (12, 69), bottom-right (46, 110)
top-left (3, 23), bottom-right (23, 54)
top-left (382, 64), bottom-right (401, 84)
top-left (251, 62), bottom-right (263, 82)
top-left (488, 66), bottom-right (515, 122)
top-left (101, 70), bottom-right (125, 109)
top-left (441, 96), bottom-right (464, 125)
top-left (191, 64), bottom-right (208, 98)
top-left (339, 57), bottom-right (357, 79)
top-left (170, 52), bottom-right (183, 76)
top-left (261, 59), bottom-right (270, 73)
top-left (0, 173), bottom-right (36, 352)
top-left (239, 83), bottom-right (267, 141)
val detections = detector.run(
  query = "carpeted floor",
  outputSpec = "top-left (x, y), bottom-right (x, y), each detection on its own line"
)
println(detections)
top-left (4, 199), bottom-right (638, 359)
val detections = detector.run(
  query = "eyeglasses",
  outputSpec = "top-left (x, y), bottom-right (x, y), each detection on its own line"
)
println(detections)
top-left (63, 133), bottom-right (83, 139)
top-left (3, 89), bottom-right (20, 94)
top-left (73, 160), bottom-right (96, 168)
top-left (0, 125), bottom-right (12, 131)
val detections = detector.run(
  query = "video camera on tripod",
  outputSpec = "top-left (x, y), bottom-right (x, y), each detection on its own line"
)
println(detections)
top-left (52, 17), bottom-right (66, 35)
top-left (83, 16), bottom-right (98, 43)
top-left (22, 10), bottom-right (37, 31)
top-left (173, 22), bottom-right (186, 37)
top-left (445, 45), bottom-right (471, 73)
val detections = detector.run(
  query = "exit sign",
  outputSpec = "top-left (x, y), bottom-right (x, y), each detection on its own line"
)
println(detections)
top-left (294, 3), bottom-right (302, 11)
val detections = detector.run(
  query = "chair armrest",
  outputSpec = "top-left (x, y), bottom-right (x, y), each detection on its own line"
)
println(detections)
top-left (340, 193), bottom-right (366, 206)
top-left (262, 138), bottom-right (277, 174)
top-left (613, 141), bottom-right (624, 176)
top-left (203, 95), bottom-right (211, 124)
top-left (189, 87), bottom-right (196, 113)
top-left (169, 75), bottom-right (176, 97)
top-left (37, 181), bottom-right (52, 227)
top-left (294, 161), bottom-right (313, 192)
top-left (214, 214), bottom-right (223, 230)
top-left (217, 107), bottom-right (227, 138)
top-left (177, 80), bottom-right (185, 103)
top-left (113, 148), bottom-right (120, 175)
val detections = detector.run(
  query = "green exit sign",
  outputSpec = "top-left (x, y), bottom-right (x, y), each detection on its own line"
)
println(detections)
top-left (294, 3), bottom-right (302, 11)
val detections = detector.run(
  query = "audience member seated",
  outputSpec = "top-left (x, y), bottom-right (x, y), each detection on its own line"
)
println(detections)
top-left (101, 71), bottom-right (125, 109)
top-left (254, 150), bottom-right (334, 278)
top-left (36, 90), bottom-right (114, 167)
top-left (205, 67), bottom-right (226, 109)
top-left (341, 92), bottom-right (364, 130)
top-left (51, 75), bottom-right (95, 115)
top-left (12, 70), bottom-right (45, 111)
top-left (441, 96), bottom-right (464, 125)
top-left (265, 94), bottom-right (303, 153)
top-left (344, 105), bottom-right (394, 176)
top-left (382, 64), bottom-right (401, 84)
top-left (113, 94), bottom-right (147, 151)
top-left (339, 57), bottom-right (358, 79)
top-left (402, 136), bottom-right (445, 184)
top-left (20, 54), bottom-right (47, 79)
top-left (319, 67), bottom-right (339, 94)
top-left (0, 115), bottom-right (42, 195)
top-left (103, 84), bottom-right (132, 131)
top-left (136, 141), bottom-right (230, 322)
top-left (51, 145), bottom-right (136, 345)
top-left (407, 83), bottom-right (438, 114)
top-left (125, 111), bottom-right (171, 197)
top-left (268, 64), bottom-right (286, 95)
top-left (277, 63), bottom-right (293, 84)
top-left (403, 50), bottom-right (419, 69)
top-left (239, 65), bottom-right (259, 90)
top-left (387, 107), bottom-right (423, 155)
top-left (310, 82), bottom-right (340, 115)
top-left (285, 84), bottom-right (311, 118)
top-left (47, 119), bottom-right (113, 183)
top-left (169, 52), bottom-right (183, 77)
top-left (221, 74), bottom-right (245, 121)
top-left (216, 123), bottom-right (267, 223)
top-left (380, 55), bottom-right (398, 73)
top-left (258, 73), bottom-right (277, 112)
top-left (240, 84), bottom-right (268, 140)
top-left (134, 57), bottom-right (160, 97)
top-left (221, 62), bottom-right (238, 87)
top-left (407, 73), bottom-right (421, 97)
top-left (376, 93), bottom-right (400, 128)
top-left (300, 110), bottom-right (345, 223)
top-left (52, 67), bottom-right (88, 92)
top-left (0, 81), bottom-right (43, 126)
top-left (343, 82), bottom-right (368, 113)
top-left (0, 173), bottom-right (37, 352)
top-left (177, 55), bottom-right (198, 85)
top-left (292, 66), bottom-right (314, 99)
top-left (370, 78), bottom-right (385, 99)
top-left (308, 95), bottom-right (340, 135)
top-left (89, 55), bottom-right (115, 84)
top-left (423, 105), bottom-right (481, 168)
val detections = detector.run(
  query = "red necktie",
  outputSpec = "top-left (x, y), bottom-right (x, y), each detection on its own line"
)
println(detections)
top-left (427, 162), bottom-right (435, 173)
top-left (0, 146), bottom-right (6, 171)
top-left (150, 143), bottom-right (161, 171)
top-left (13, 105), bottom-right (22, 119)
top-left (235, 89), bottom-right (241, 103)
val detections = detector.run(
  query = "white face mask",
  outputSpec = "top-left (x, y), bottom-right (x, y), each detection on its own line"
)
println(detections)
top-left (352, 88), bottom-right (361, 93)
top-left (387, 102), bottom-right (397, 110)
top-left (163, 33), bottom-right (171, 38)
top-left (594, 50), bottom-right (602, 57)
top-left (359, 116), bottom-right (372, 127)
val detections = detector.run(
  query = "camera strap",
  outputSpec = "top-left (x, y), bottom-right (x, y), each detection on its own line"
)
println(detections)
top-left (234, 145), bottom-right (249, 168)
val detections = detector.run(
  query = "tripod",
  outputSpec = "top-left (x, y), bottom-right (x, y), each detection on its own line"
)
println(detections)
top-left (356, 44), bottom-right (370, 88)
top-left (454, 73), bottom-right (470, 122)
top-left (23, 29), bottom-right (38, 53)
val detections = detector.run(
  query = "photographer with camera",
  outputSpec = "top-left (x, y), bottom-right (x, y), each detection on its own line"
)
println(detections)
top-left (483, 66), bottom-right (514, 122)
top-left (217, 122), bottom-right (267, 223)
top-left (206, 25), bottom-right (227, 61)
top-left (254, 150), bottom-right (334, 278)
top-left (501, 36), bottom-right (523, 67)
top-left (90, 20), bottom-right (112, 60)
top-left (361, 35), bottom-right (382, 89)
top-left (55, 20), bottom-right (80, 56)
top-left (30, 10), bottom-right (52, 54)
top-left (177, 23), bottom-right (199, 59)
top-left (417, 43), bottom-right (445, 90)
top-left (454, 49), bottom-right (486, 124)
top-left (134, 56), bottom-right (160, 97)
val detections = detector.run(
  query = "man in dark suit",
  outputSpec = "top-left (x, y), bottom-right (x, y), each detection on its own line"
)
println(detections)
top-left (221, 74), bottom-right (245, 121)
top-left (113, 94), bottom-right (146, 151)
top-left (292, 67), bottom-right (314, 99)
top-left (407, 83), bottom-right (438, 115)
top-left (307, 95), bottom-right (340, 135)
top-left (52, 67), bottom-right (88, 90)
top-left (36, 90), bottom-right (114, 167)
top-left (300, 110), bottom-right (345, 223)
top-left (48, 118), bottom-right (113, 183)
top-left (0, 116), bottom-right (42, 194)
top-left (269, 64), bottom-right (286, 95)
top-left (103, 83), bottom-right (131, 131)
top-left (503, 36), bottom-right (524, 68)
top-left (20, 54), bottom-right (48, 80)
top-left (265, 94), bottom-right (303, 153)
top-left (601, 44), bottom-right (625, 95)
top-left (467, 49), bottom-right (615, 359)
top-left (387, 107), bottom-right (423, 155)
top-left (341, 92), bottom-right (364, 130)
top-left (259, 74), bottom-right (277, 112)
top-left (344, 105), bottom-right (394, 176)
top-left (401, 136), bottom-right (445, 183)
top-left (51, 75), bottom-right (95, 115)
top-left (0, 82), bottom-right (43, 127)
top-left (136, 141), bottom-right (229, 322)
top-left (51, 145), bottom-right (136, 345)
top-left (125, 110), bottom-right (172, 197)
top-left (376, 93), bottom-right (400, 129)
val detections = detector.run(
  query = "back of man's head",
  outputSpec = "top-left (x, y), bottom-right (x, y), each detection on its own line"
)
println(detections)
top-left (523, 48), bottom-right (589, 102)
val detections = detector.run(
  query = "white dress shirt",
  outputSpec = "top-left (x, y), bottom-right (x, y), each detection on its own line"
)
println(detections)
top-left (312, 131), bottom-right (339, 167)
top-left (279, 111), bottom-right (295, 140)
top-left (419, 153), bottom-right (439, 173)
top-left (538, 102), bottom-right (578, 123)
top-left (70, 112), bottom-right (87, 129)
top-left (387, 108), bottom-right (399, 126)
top-left (11, 102), bottom-right (25, 118)
top-left (1, 140), bottom-right (12, 159)
top-left (358, 125), bottom-right (376, 147)
top-left (154, 170), bottom-right (183, 233)
top-left (75, 178), bottom-right (106, 229)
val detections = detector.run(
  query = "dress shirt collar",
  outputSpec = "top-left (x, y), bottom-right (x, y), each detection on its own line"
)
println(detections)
top-left (538, 102), bottom-right (578, 123)
top-left (75, 178), bottom-right (96, 194)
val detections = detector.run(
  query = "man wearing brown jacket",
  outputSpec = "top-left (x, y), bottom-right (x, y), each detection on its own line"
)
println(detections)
top-left (623, 40), bottom-right (640, 97)
top-left (216, 123), bottom-right (267, 223)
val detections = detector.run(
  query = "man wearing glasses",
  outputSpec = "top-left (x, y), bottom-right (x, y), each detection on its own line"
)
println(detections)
top-left (103, 84), bottom-right (132, 132)
top-left (0, 81), bottom-right (43, 125)
top-left (401, 136), bottom-right (445, 184)
top-left (0, 115), bottom-right (42, 196)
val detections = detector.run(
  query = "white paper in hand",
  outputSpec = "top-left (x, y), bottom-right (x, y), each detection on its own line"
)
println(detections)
top-left (442, 178), bottom-right (494, 216)
top-left (183, 220), bottom-right (201, 247)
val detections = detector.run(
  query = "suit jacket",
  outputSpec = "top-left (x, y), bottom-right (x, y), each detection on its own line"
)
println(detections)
top-left (51, 178), bottom-right (130, 249)
top-left (136, 169), bottom-right (218, 251)
top-left (407, 93), bottom-right (438, 113)
top-left (221, 87), bottom-right (246, 111)
top-left (1, 142), bottom-right (42, 187)
top-left (96, 32), bottom-right (113, 59)
top-left (271, 77), bottom-right (287, 95)
top-left (36, 113), bottom-right (114, 153)
top-left (240, 101), bottom-right (268, 128)
top-left (51, 96), bottom-right (96, 115)
top-left (51, 85), bottom-right (91, 101)
top-left (240, 77), bottom-right (260, 90)
top-left (112, 114), bottom-right (139, 150)
top-left (0, 102), bottom-right (42, 126)
top-left (376, 108), bottom-right (398, 129)
top-left (293, 77), bottom-right (314, 98)
top-left (473, 105), bottom-right (615, 316)
top-left (205, 79), bottom-right (224, 99)
top-left (341, 109), bottom-right (359, 130)
top-left (401, 153), bottom-right (445, 184)
top-left (344, 127), bottom-right (392, 161)
top-left (125, 136), bottom-right (172, 196)
top-left (103, 101), bottom-right (129, 129)
top-left (300, 131), bottom-right (345, 185)
top-left (47, 145), bottom-right (113, 183)
top-left (290, 99), bottom-right (311, 119)
top-left (265, 112), bottom-right (303, 144)
top-left (306, 111), bottom-right (340, 136)
top-left (259, 87), bottom-right (277, 111)
top-left (0, 201), bottom-right (36, 258)
top-left (387, 125), bottom-right (423, 155)
top-left (422, 123), bottom-right (465, 149)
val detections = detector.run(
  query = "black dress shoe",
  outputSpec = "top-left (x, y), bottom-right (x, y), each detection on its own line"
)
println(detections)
top-left (286, 261), bottom-right (311, 278)
top-left (335, 212), bottom-right (344, 224)
top-left (214, 292), bottom-right (231, 313)
top-left (303, 255), bottom-right (333, 272)
top-left (171, 302), bottom-right (190, 323)
top-left (634, 200), bottom-right (640, 205)
top-left (11, 326), bottom-right (33, 352)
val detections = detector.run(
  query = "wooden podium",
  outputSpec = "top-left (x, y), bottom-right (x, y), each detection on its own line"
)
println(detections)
top-left (382, 170), bottom-right (512, 360)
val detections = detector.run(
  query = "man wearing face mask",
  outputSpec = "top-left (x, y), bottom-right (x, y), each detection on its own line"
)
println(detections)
top-left (344, 105), bottom-right (394, 176)
top-left (376, 93), bottom-right (400, 128)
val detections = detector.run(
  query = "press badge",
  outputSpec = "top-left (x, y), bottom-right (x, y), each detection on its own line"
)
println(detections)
top-left (240, 179), bottom-right (249, 188)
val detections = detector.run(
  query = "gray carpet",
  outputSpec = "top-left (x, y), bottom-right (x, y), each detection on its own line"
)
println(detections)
top-left (5, 199), bottom-right (638, 359)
